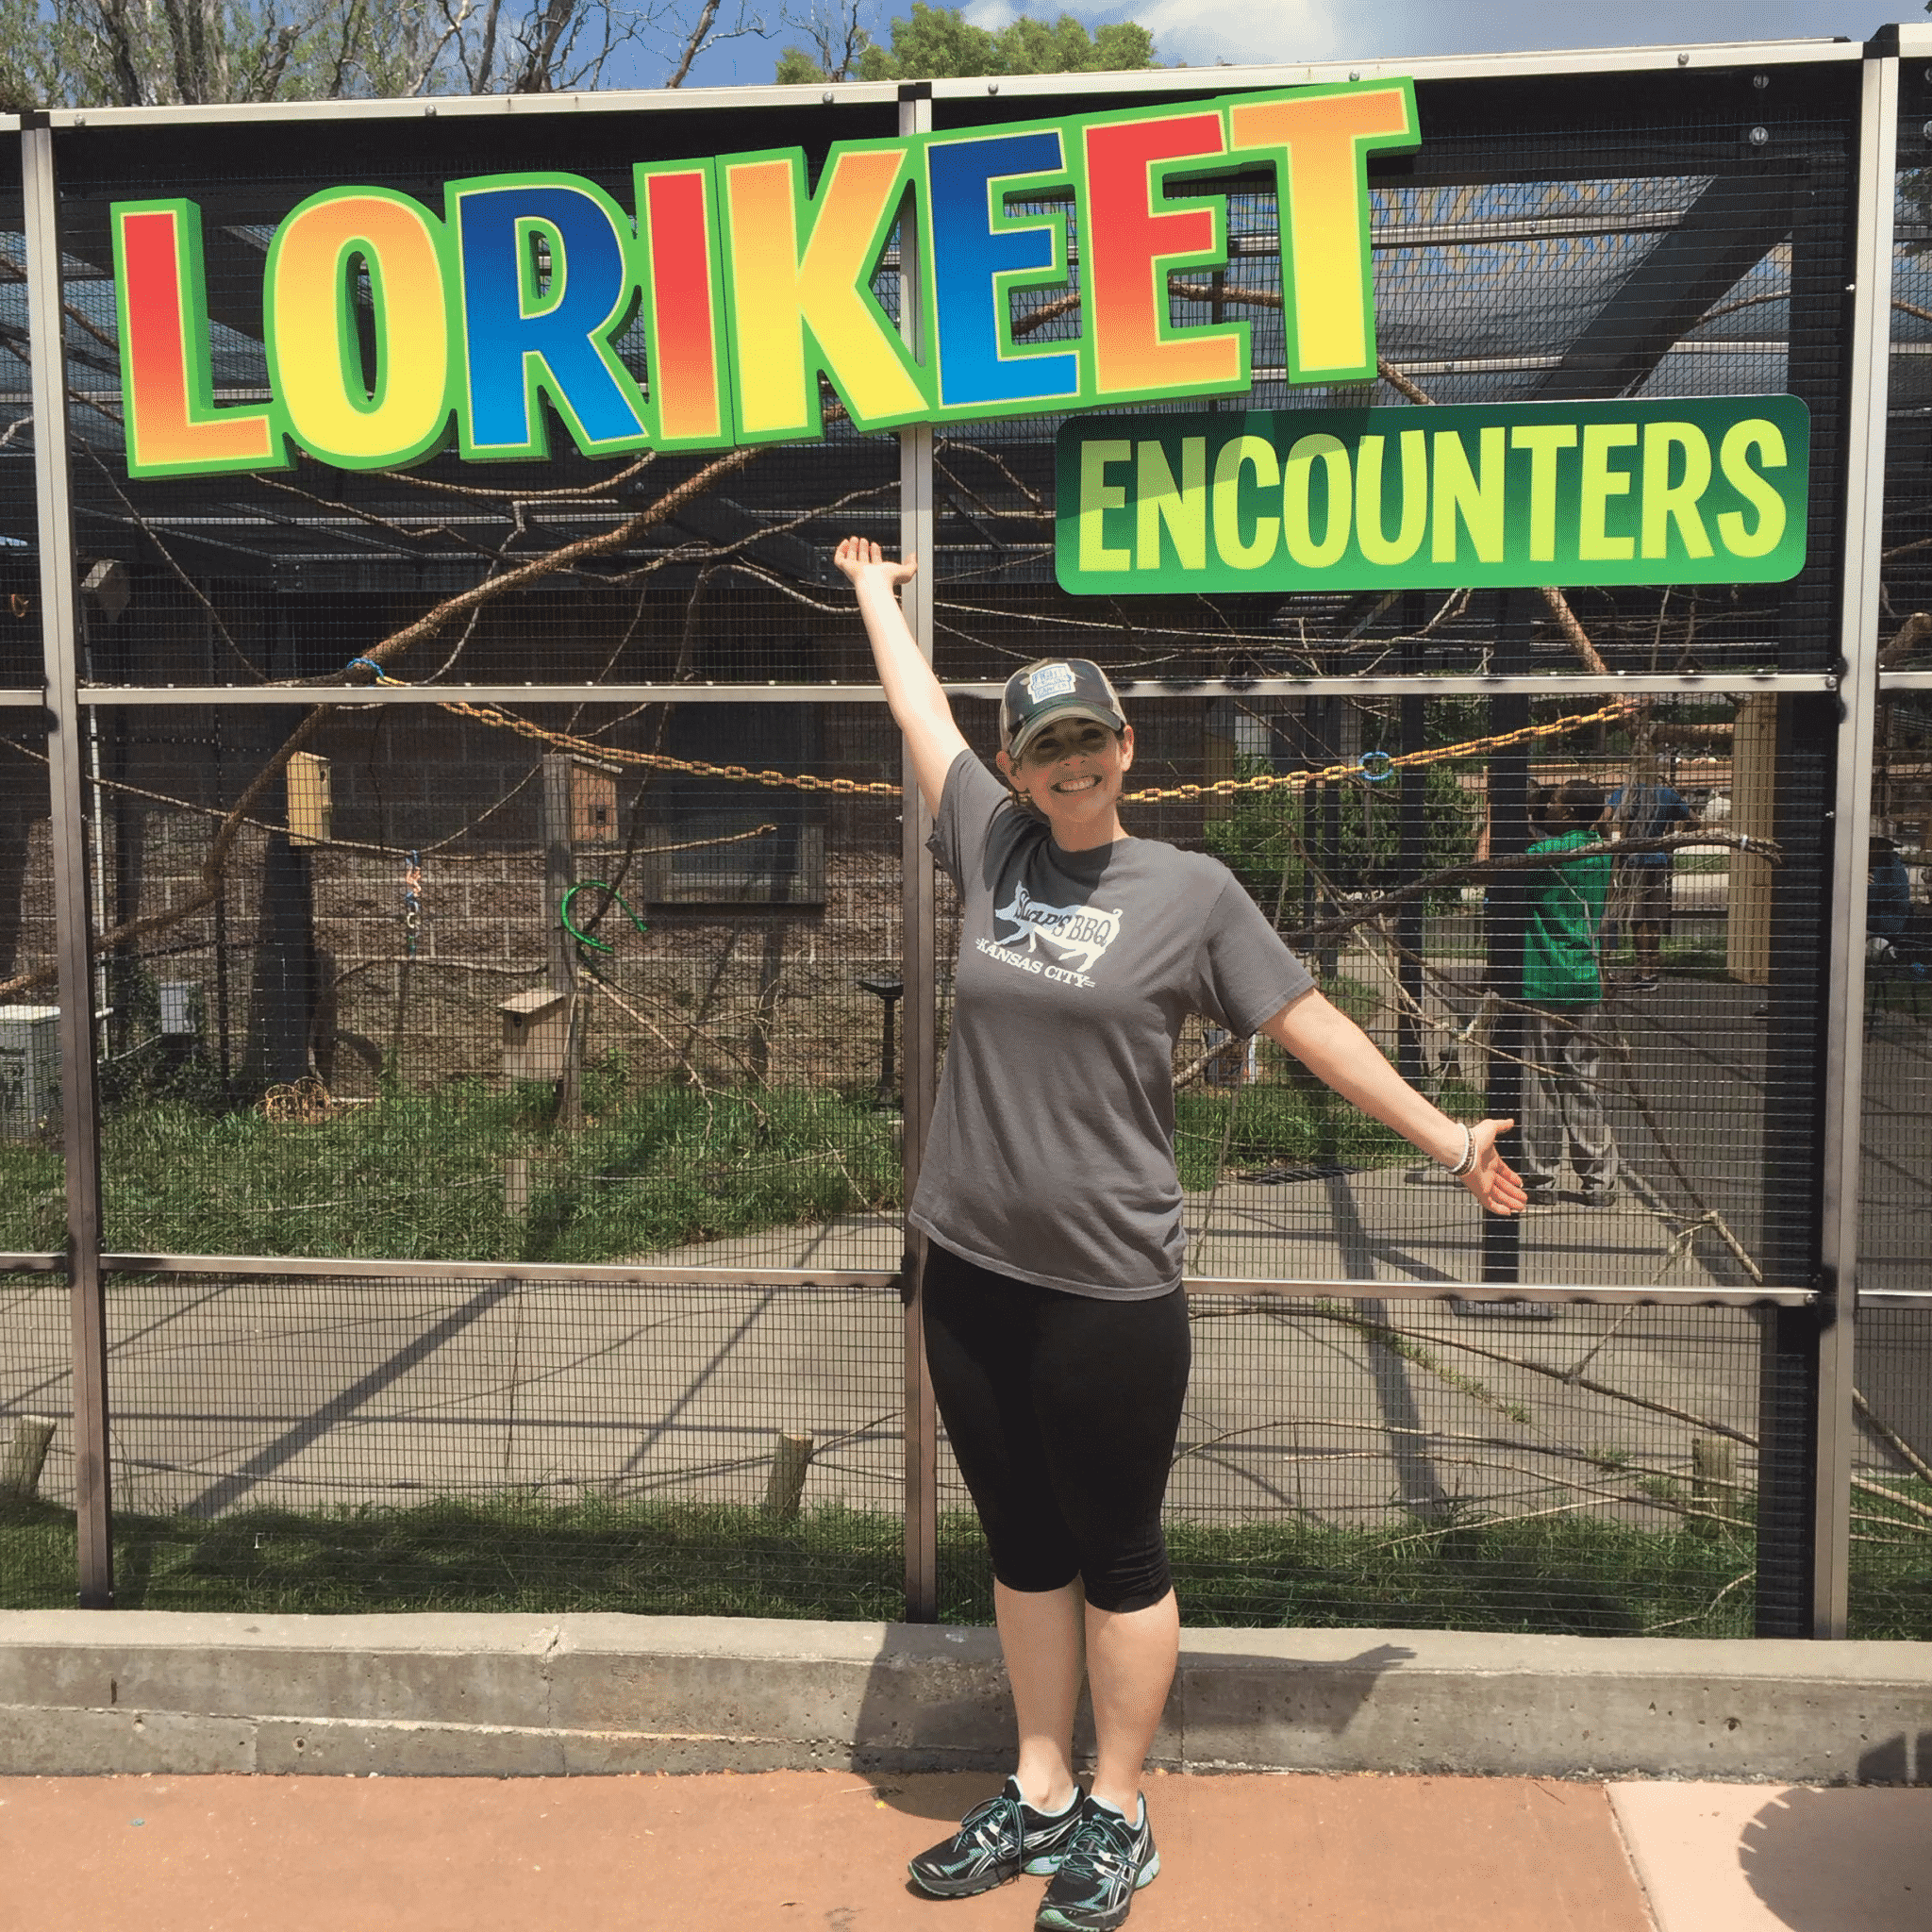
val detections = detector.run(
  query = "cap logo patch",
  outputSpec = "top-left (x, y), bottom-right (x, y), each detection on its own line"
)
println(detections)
top-left (1026, 664), bottom-right (1077, 704)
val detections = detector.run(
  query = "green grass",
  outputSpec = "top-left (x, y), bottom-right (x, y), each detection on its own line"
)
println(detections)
top-left (5, 1051), bottom-right (1491, 1255)
top-left (1657, 936), bottom-right (1731, 978)
top-left (0, 1493), bottom-right (905, 1618)
top-left (0, 1142), bottom-right (61, 1252)
top-left (9, 1494), bottom-right (1923, 1637)
top-left (1163, 1515), bottom-right (1766, 1637)
top-left (1174, 1068), bottom-right (1490, 1191)
top-left (1596, 934), bottom-right (1732, 981)
top-left (0, 1080), bottom-right (905, 1262)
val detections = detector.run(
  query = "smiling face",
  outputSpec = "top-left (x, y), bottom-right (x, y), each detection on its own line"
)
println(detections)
top-left (996, 717), bottom-right (1136, 850)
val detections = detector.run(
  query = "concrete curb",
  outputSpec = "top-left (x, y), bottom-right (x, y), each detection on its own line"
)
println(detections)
top-left (1, 1613), bottom-right (1927, 1783)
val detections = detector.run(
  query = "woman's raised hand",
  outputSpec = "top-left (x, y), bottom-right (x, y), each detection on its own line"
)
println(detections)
top-left (833, 534), bottom-right (963, 816)
top-left (1461, 1118), bottom-right (1528, 1216)
top-left (834, 536), bottom-right (919, 590)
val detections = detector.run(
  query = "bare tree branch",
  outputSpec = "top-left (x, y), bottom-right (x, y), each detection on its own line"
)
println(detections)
top-left (663, 0), bottom-right (719, 83)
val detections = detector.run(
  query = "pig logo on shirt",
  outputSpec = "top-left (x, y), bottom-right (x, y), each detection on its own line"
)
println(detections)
top-left (991, 882), bottom-right (1124, 975)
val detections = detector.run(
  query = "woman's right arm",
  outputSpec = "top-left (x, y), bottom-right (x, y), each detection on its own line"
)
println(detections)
top-left (834, 538), bottom-right (969, 817)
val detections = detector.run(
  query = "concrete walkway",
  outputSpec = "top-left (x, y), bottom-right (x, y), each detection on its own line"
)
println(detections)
top-left (1, 1767), bottom-right (1926, 1930)
top-left (4, 1613), bottom-right (1928, 1928)
top-left (0, 1167), bottom-right (1773, 1530)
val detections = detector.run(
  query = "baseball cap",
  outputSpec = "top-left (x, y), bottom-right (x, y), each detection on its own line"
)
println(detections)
top-left (1000, 658), bottom-right (1127, 758)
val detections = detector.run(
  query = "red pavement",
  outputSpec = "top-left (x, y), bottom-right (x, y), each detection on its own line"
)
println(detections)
top-left (0, 1769), bottom-right (1659, 1931)
top-left (7, 1768), bottom-right (1931, 1929)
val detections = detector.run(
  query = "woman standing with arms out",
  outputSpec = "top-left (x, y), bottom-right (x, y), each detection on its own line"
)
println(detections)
top-left (836, 539), bottom-right (1524, 1932)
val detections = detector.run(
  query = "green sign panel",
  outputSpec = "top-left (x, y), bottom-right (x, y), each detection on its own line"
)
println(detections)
top-left (1055, 395), bottom-right (1808, 594)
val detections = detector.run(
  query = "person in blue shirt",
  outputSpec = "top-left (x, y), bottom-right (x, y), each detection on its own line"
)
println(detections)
top-left (1605, 778), bottom-right (1693, 989)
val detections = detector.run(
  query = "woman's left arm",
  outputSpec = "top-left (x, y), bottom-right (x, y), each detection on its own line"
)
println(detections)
top-left (1259, 989), bottom-right (1527, 1215)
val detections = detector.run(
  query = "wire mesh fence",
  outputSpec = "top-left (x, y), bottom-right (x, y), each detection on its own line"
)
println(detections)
top-left (0, 1270), bottom-right (69, 1607)
top-left (939, 1294), bottom-right (1768, 1635)
top-left (0, 50), bottom-right (1921, 1632)
top-left (0, 146), bottom-right (27, 572)
top-left (1848, 1305), bottom-right (1932, 1641)
top-left (12, 688), bottom-right (1829, 1287)
top-left (58, 702), bottom-right (905, 1268)
top-left (1859, 703), bottom-right (1931, 1334)
top-left (924, 695), bottom-right (1824, 1295)
top-left (39, 1270), bottom-right (908, 1615)
top-left (1890, 63), bottom-right (1932, 675)
top-left (0, 717), bottom-right (58, 1253)
top-left (929, 65), bottom-right (1855, 678)
top-left (50, 104), bottom-right (912, 691)
top-left (1849, 83), bottom-right (1932, 1635)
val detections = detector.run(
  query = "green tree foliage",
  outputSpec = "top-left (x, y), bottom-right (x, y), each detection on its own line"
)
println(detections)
top-left (776, 3), bottom-right (1155, 85)
top-left (1202, 754), bottom-right (1484, 923)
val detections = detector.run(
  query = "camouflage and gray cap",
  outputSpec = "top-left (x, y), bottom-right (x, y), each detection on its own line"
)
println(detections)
top-left (999, 658), bottom-right (1127, 758)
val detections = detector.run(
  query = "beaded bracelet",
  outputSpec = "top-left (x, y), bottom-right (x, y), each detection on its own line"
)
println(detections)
top-left (1442, 1124), bottom-right (1478, 1177)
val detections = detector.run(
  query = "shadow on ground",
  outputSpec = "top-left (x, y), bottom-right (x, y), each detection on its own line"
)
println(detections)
top-left (1739, 1762), bottom-right (1932, 1932)
top-left (853, 1639), bottom-right (1416, 1824)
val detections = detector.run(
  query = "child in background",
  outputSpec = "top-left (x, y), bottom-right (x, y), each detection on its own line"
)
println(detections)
top-left (1522, 780), bottom-right (1620, 1207)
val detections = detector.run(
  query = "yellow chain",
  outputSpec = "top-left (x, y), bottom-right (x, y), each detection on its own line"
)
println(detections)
top-left (438, 700), bottom-right (904, 795)
top-left (1123, 700), bottom-right (1634, 803)
top-left (351, 669), bottom-right (1632, 803)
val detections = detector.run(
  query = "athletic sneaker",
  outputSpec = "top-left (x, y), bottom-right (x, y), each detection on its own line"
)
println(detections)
top-left (907, 1776), bottom-right (1084, 1899)
top-left (1034, 1794), bottom-right (1159, 1931)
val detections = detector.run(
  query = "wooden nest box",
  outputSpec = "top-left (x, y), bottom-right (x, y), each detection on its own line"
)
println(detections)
top-left (499, 988), bottom-right (570, 1082)
top-left (286, 751), bottom-right (332, 846)
top-left (568, 761), bottom-right (620, 846)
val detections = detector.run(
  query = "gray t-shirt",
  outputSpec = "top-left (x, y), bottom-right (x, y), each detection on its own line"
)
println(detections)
top-left (909, 750), bottom-right (1315, 1299)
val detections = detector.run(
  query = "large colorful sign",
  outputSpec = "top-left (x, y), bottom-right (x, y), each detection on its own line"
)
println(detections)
top-left (1054, 397), bottom-right (1811, 592)
top-left (108, 80), bottom-right (1419, 479)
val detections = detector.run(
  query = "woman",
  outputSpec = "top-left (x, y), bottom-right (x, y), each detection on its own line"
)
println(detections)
top-left (836, 538), bottom-right (1524, 1932)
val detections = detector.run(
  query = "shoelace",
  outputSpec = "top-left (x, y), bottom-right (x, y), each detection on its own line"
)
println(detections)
top-left (1058, 1811), bottom-right (1139, 1890)
top-left (955, 1791), bottom-right (1024, 1862)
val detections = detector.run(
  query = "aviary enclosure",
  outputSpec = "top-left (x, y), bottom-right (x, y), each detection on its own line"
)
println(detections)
top-left (1, 30), bottom-right (1929, 1639)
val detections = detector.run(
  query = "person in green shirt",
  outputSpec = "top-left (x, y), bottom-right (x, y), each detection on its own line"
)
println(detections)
top-left (1522, 780), bottom-right (1620, 1206)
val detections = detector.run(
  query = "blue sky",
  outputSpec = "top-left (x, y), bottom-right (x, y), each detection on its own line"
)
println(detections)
top-left (668, 0), bottom-right (1909, 91)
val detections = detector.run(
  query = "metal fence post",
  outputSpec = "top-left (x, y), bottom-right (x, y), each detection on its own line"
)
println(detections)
top-left (22, 115), bottom-right (114, 1607)
top-left (897, 81), bottom-right (940, 1623)
top-left (1481, 594), bottom-right (1532, 1289)
top-left (1810, 42), bottom-right (1899, 1638)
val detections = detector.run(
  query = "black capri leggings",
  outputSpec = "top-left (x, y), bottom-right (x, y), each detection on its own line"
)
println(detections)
top-left (922, 1241), bottom-right (1191, 1614)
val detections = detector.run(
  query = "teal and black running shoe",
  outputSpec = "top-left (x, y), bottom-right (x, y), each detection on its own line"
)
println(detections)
top-left (1033, 1795), bottom-right (1159, 1931)
top-left (907, 1777), bottom-right (1084, 1898)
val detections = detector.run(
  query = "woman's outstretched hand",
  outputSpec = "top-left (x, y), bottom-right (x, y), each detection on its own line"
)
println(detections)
top-left (834, 536), bottom-right (919, 591)
top-left (1462, 1119), bottom-right (1528, 1215)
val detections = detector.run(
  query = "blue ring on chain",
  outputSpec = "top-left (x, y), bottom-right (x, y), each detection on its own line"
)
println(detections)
top-left (1356, 750), bottom-right (1396, 784)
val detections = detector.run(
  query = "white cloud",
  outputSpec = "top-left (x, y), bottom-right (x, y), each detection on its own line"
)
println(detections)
top-left (1133, 0), bottom-right (1348, 69)
top-left (1017, 0), bottom-right (1888, 75)
top-left (684, 0), bottom-right (1883, 91)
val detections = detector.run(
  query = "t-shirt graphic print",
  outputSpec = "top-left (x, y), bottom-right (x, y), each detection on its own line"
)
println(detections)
top-left (988, 881), bottom-right (1124, 982)
top-left (910, 750), bottom-right (1314, 1300)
